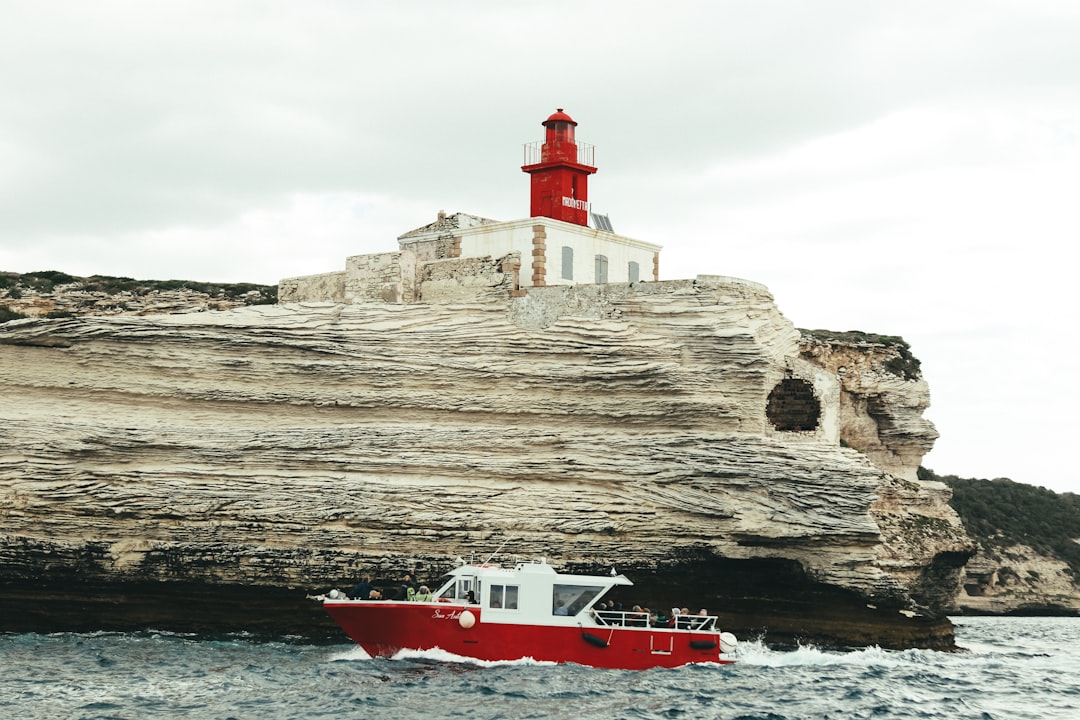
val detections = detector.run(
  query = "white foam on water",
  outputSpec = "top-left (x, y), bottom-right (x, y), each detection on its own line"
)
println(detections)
top-left (324, 644), bottom-right (557, 667)
top-left (326, 645), bottom-right (373, 662)
top-left (733, 637), bottom-right (937, 668)
top-left (391, 646), bottom-right (557, 667)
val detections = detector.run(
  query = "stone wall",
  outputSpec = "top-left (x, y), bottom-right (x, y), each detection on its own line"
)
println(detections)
top-left (419, 253), bottom-right (521, 304)
top-left (344, 251), bottom-right (405, 304)
top-left (278, 271), bottom-right (346, 304)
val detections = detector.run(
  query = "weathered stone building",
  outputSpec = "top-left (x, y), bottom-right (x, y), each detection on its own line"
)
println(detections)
top-left (279, 211), bottom-right (662, 305)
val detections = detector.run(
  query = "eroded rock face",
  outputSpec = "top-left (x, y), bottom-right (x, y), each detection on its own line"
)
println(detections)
top-left (0, 278), bottom-right (967, 648)
top-left (799, 334), bottom-right (938, 483)
top-left (957, 543), bottom-right (1080, 615)
top-left (797, 334), bottom-right (975, 615)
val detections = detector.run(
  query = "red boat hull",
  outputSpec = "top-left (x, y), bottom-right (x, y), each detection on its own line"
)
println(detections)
top-left (324, 601), bottom-right (731, 670)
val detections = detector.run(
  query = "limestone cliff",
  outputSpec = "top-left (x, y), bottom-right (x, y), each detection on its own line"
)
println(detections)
top-left (0, 273), bottom-right (972, 648)
top-left (958, 544), bottom-right (1080, 614)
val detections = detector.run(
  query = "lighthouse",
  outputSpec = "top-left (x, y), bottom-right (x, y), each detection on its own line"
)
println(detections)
top-left (521, 109), bottom-right (597, 226)
top-left (281, 108), bottom-right (662, 303)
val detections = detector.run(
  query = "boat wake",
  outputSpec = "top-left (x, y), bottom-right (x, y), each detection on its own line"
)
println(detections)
top-left (326, 644), bottom-right (558, 668)
top-left (733, 638), bottom-right (941, 668)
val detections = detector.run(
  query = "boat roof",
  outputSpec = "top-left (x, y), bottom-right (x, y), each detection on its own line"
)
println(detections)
top-left (445, 558), bottom-right (633, 587)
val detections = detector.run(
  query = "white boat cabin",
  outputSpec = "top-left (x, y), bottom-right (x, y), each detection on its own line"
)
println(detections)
top-left (432, 558), bottom-right (718, 631)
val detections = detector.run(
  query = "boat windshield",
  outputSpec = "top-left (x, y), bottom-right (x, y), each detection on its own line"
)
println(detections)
top-left (552, 584), bottom-right (603, 616)
top-left (435, 575), bottom-right (476, 602)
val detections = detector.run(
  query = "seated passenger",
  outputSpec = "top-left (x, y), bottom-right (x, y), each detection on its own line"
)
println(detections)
top-left (413, 585), bottom-right (433, 602)
top-left (347, 577), bottom-right (373, 600)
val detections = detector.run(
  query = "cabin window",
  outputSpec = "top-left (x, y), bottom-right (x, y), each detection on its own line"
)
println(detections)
top-left (595, 255), bottom-right (608, 284)
top-left (628, 261), bottom-right (640, 283)
top-left (561, 246), bottom-right (574, 280)
top-left (552, 584), bottom-right (603, 616)
top-left (436, 577), bottom-right (475, 602)
top-left (489, 584), bottom-right (519, 610)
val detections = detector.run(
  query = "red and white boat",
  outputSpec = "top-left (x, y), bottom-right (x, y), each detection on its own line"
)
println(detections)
top-left (322, 558), bottom-right (738, 669)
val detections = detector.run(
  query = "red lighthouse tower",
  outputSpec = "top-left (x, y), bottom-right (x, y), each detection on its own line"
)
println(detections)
top-left (521, 109), bottom-right (597, 226)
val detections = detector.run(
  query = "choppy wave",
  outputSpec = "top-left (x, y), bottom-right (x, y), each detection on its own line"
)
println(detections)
top-left (1, 617), bottom-right (1078, 719)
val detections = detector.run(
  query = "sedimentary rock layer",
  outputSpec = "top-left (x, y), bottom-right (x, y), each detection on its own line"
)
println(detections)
top-left (0, 278), bottom-right (970, 648)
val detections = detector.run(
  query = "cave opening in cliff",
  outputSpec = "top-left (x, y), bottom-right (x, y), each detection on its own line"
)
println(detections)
top-left (766, 378), bottom-right (821, 431)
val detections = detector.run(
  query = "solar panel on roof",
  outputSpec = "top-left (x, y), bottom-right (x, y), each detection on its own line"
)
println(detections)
top-left (591, 212), bottom-right (614, 232)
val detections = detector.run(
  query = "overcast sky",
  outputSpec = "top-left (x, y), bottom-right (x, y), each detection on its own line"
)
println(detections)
top-left (3, 1), bottom-right (1078, 493)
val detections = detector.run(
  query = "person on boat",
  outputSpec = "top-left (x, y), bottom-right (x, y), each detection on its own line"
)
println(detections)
top-left (398, 572), bottom-right (419, 601)
top-left (347, 576), bottom-right (374, 600)
top-left (465, 590), bottom-right (477, 604)
top-left (412, 585), bottom-right (433, 602)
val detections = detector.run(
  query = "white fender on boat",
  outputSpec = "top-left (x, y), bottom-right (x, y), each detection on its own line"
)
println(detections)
top-left (459, 610), bottom-right (476, 629)
top-left (720, 632), bottom-right (738, 653)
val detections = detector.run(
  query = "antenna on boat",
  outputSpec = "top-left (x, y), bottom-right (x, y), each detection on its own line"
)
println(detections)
top-left (482, 536), bottom-right (516, 565)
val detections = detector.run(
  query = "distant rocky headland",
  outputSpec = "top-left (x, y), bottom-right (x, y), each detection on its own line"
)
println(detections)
top-left (929, 471), bottom-right (1080, 616)
top-left (1, 266), bottom-right (1074, 649)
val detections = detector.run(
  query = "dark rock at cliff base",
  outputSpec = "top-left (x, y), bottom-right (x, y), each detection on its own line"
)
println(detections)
top-left (0, 560), bottom-right (956, 650)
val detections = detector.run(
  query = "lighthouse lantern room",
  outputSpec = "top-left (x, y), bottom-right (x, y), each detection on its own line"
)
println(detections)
top-left (521, 109), bottom-right (597, 226)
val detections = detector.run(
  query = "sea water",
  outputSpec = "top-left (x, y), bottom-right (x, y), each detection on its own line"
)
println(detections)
top-left (1, 616), bottom-right (1078, 719)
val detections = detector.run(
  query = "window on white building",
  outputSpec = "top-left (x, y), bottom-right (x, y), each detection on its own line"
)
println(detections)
top-left (562, 246), bottom-right (574, 280)
top-left (628, 261), bottom-right (639, 283)
top-left (595, 254), bottom-right (608, 284)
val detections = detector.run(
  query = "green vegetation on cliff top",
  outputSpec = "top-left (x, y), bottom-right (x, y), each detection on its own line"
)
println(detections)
top-left (0, 270), bottom-right (277, 307)
top-left (922, 467), bottom-right (1080, 581)
top-left (799, 328), bottom-right (922, 381)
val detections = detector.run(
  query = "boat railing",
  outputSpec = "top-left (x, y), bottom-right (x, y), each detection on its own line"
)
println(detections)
top-left (592, 610), bottom-right (717, 631)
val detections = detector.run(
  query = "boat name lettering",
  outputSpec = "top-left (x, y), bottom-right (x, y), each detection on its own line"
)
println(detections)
top-left (431, 608), bottom-right (462, 620)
